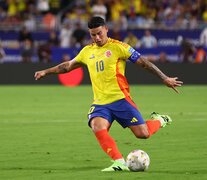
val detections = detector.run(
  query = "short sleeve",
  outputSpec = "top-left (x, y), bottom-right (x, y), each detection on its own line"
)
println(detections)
top-left (74, 46), bottom-right (89, 65)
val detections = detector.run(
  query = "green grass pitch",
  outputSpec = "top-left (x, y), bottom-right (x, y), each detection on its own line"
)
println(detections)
top-left (0, 85), bottom-right (206, 180)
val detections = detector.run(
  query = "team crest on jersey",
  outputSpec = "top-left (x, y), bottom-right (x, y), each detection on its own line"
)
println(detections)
top-left (105, 50), bottom-right (112, 57)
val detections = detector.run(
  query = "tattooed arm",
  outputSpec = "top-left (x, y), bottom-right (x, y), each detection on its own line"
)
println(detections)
top-left (34, 59), bottom-right (82, 80)
top-left (136, 56), bottom-right (183, 93)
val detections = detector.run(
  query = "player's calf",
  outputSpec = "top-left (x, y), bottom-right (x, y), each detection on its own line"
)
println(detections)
top-left (129, 124), bottom-right (150, 139)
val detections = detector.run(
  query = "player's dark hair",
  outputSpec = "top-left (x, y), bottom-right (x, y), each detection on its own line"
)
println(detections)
top-left (88, 16), bottom-right (106, 29)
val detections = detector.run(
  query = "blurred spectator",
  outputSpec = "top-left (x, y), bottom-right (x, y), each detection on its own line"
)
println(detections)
top-left (200, 27), bottom-right (207, 47)
top-left (141, 30), bottom-right (157, 48)
top-left (0, 0), bottom-right (205, 32)
top-left (174, 14), bottom-right (188, 29)
top-left (42, 12), bottom-right (57, 31)
top-left (62, 53), bottom-right (71, 62)
top-left (110, 0), bottom-right (124, 24)
top-left (194, 45), bottom-right (206, 63)
top-left (135, 15), bottom-right (145, 28)
top-left (162, 10), bottom-right (177, 29)
top-left (0, 40), bottom-right (5, 63)
top-left (179, 38), bottom-right (196, 63)
top-left (49, 0), bottom-right (61, 14)
top-left (202, 6), bottom-right (207, 22)
top-left (7, 0), bottom-right (18, 17)
top-left (188, 15), bottom-right (198, 29)
top-left (17, 0), bottom-right (27, 18)
top-left (37, 42), bottom-right (51, 63)
top-left (126, 0), bottom-right (142, 22)
top-left (165, 1), bottom-right (182, 20)
top-left (29, 6), bottom-right (43, 29)
top-left (111, 9), bottom-right (128, 30)
top-left (18, 26), bottom-right (33, 46)
top-left (61, 3), bottom-right (88, 28)
top-left (59, 22), bottom-right (73, 48)
top-left (37, 0), bottom-right (49, 15)
top-left (141, 14), bottom-right (155, 29)
top-left (71, 22), bottom-right (87, 48)
top-left (1, 0), bottom-right (207, 64)
top-left (21, 39), bottom-right (34, 63)
top-left (0, 1), bottom-right (7, 11)
top-left (156, 5), bottom-right (165, 26)
top-left (0, 6), bottom-right (7, 21)
top-left (48, 30), bottom-right (59, 47)
top-left (123, 30), bottom-right (140, 48)
top-left (118, 10), bottom-right (128, 30)
top-left (110, 26), bottom-right (122, 40)
top-left (91, 0), bottom-right (107, 20)
top-left (23, 14), bottom-right (36, 32)
top-left (157, 52), bottom-right (170, 63)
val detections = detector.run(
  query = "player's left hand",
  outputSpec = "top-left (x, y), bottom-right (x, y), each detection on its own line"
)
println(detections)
top-left (163, 77), bottom-right (183, 93)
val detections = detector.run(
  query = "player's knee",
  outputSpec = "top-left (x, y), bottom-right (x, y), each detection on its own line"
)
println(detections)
top-left (90, 117), bottom-right (110, 133)
top-left (90, 120), bottom-right (101, 133)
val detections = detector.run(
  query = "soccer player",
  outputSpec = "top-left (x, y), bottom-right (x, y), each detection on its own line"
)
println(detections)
top-left (34, 17), bottom-right (183, 172)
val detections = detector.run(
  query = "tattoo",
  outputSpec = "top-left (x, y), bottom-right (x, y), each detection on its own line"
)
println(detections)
top-left (58, 63), bottom-right (68, 73)
top-left (138, 57), bottom-right (168, 80)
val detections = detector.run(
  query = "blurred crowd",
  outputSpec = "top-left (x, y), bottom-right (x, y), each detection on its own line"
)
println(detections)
top-left (0, 0), bottom-right (207, 63)
top-left (0, 0), bottom-right (71, 31)
top-left (0, 0), bottom-right (206, 30)
top-left (63, 0), bottom-right (207, 30)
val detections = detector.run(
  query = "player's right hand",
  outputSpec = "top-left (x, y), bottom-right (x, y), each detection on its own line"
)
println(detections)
top-left (163, 77), bottom-right (183, 93)
top-left (34, 70), bottom-right (46, 80)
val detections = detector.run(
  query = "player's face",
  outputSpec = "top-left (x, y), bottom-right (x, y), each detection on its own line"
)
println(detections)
top-left (89, 26), bottom-right (108, 47)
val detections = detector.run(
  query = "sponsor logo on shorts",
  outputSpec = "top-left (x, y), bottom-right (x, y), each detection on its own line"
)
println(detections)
top-left (130, 117), bottom-right (138, 123)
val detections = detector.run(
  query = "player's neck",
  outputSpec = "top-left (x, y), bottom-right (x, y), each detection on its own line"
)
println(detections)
top-left (97, 37), bottom-right (109, 47)
top-left (104, 37), bottom-right (109, 45)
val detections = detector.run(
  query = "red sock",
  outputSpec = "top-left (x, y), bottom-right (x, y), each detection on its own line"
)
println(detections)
top-left (146, 120), bottom-right (161, 136)
top-left (95, 129), bottom-right (123, 160)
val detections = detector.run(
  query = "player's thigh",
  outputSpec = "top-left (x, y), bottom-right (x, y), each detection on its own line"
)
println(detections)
top-left (90, 117), bottom-right (111, 133)
top-left (112, 99), bottom-right (145, 128)
top-left (129, 124), bottom-right (149, 139)
top-left (88, 104), bottom-right (112, 132)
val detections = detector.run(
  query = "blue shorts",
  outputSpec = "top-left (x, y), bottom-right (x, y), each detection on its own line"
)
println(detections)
top-left (87, 98), bottom-right (145, 128)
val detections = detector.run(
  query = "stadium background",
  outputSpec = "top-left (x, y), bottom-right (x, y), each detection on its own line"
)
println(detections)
top-left (0, 0), bottom-right (206, 85)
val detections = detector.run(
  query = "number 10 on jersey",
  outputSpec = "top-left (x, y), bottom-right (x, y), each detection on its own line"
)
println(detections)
top-left (96, 60), bottom-right (104, 72)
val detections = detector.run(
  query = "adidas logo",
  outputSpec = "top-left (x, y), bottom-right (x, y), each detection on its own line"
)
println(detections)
top-left (161, 115), bottom-right (169, 122)
top-left (89, 54), bottom-right (95, 59)
top-left (106, 148), bottom-right (112, 154)
top-left (112, 166), bottom-right (122, 171)
top-left (130, 117), bottom-right (138, 123)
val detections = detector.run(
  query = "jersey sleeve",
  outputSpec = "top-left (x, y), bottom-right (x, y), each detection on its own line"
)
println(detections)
top-left (117, 42), bottom-right (141, 63)
top-left (74, 46), bottom-right (87, 65)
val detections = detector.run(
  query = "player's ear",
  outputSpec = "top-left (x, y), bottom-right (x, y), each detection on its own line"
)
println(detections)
top-left (104, 25), bottom-right (108, 32)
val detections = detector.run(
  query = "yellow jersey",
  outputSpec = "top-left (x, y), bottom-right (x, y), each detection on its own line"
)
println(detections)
top-left (75, 38), bottom-right (141, 105)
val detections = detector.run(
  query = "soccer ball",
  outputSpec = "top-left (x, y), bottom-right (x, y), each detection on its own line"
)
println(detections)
top-left (126, 149), bottom-right (150, 172)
